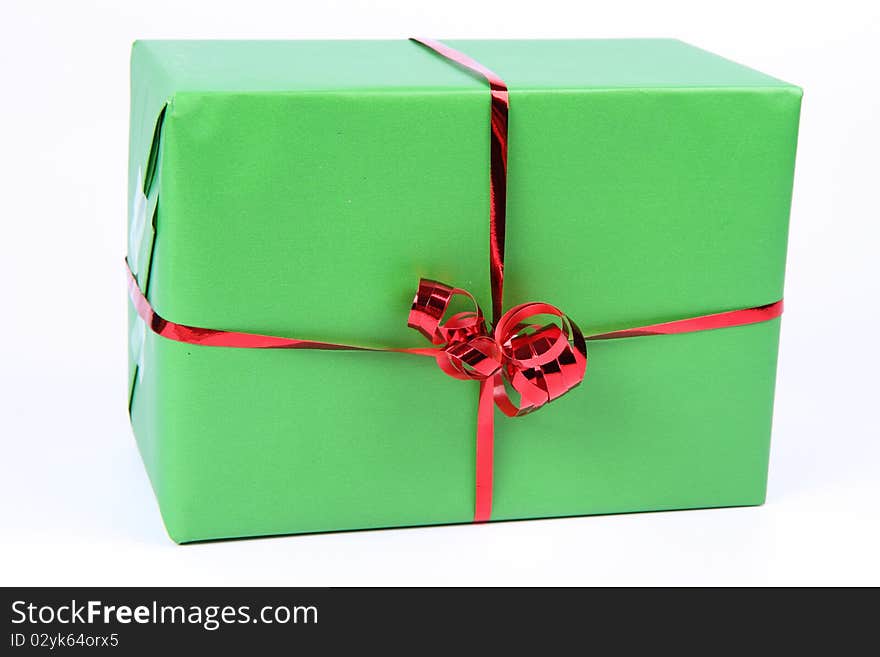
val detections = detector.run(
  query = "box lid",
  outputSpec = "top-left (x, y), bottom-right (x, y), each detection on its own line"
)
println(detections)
top-left (133, 39), bottom-right (795, 92)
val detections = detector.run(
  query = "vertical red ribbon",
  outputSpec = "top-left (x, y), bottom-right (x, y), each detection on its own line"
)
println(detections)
top-left (475, 379), bottom-right (495, 522)
top-left (411, 38), bottom-right (509, 324)
top-left (411, 38), bottom-right (511, 522)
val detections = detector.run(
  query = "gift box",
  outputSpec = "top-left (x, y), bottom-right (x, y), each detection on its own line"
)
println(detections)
top-left (127, 39), bottom-right (801, 543)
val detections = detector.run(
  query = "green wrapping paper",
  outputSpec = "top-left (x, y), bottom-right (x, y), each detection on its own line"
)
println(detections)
top-left (127, 40), bottom-right (801, 543)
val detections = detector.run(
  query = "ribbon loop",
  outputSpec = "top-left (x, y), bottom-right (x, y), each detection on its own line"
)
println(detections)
top-left (408, 279), bottom-right (486, 346)
top-left (495, 302), bottom-right (588, 416)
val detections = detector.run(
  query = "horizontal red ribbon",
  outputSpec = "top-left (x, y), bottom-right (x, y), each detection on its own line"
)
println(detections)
top-left (127, 265), bottom-right (781, 355)
top-left (587, 301), bottom-right (784, 341)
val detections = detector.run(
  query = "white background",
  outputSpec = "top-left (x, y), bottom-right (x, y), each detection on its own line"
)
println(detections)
top-left (1, 0), bottom-right (878, 586)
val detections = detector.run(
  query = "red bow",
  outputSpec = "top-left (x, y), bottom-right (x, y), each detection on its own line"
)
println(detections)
top-left (408, 279), bottom-right (587, 416)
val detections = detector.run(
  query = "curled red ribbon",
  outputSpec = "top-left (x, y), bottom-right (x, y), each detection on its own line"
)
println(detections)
top-left (408, 279), bottom-right (587, 415)
top-left (411, 37), bottom-right (509, 325)
top-left (126, 39), bottom-right (784, 525)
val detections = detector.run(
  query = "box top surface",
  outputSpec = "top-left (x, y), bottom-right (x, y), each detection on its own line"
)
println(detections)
top-left (133, 39), bottom-right (796, 93)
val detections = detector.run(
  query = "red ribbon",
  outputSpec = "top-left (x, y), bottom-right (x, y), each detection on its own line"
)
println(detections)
top-left (126, 39), bottom-right (784, 524)
top-left (407, 278), bottom-right (588, 521)
top-left (411, 38), bottom-right (509, 325)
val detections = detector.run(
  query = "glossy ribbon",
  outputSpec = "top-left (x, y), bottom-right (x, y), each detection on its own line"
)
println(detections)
top-left (126, 38), bottom-right (785, 525)
top-left (411, 37), bottom-right (509, 325)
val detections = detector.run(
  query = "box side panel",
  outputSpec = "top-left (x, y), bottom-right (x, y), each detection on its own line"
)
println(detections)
top-left (128, 43), bottom-right (177, 538)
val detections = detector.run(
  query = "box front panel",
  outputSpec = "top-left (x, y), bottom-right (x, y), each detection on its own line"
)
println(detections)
top-left (129, 49), bottom-right (800, 542)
